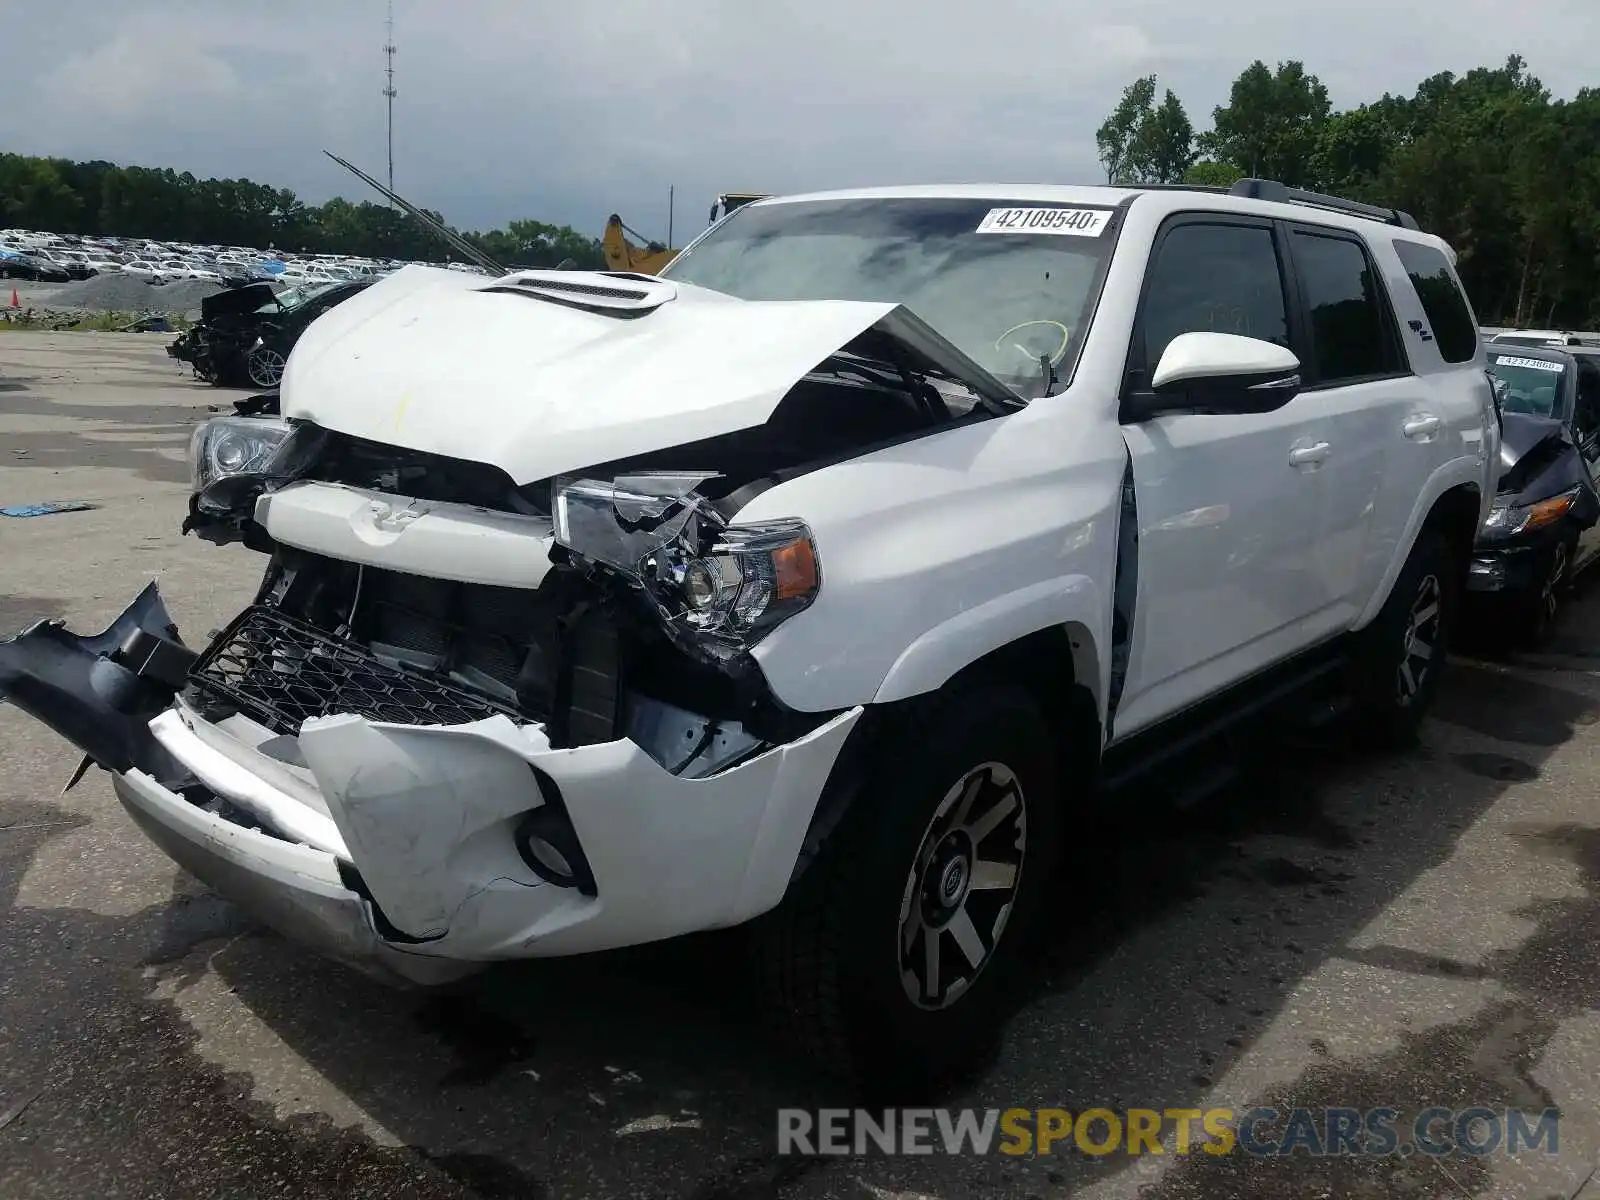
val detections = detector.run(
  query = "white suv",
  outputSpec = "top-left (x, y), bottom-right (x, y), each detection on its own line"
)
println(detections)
top-left (0, 178), bottom-right (1496, 1088)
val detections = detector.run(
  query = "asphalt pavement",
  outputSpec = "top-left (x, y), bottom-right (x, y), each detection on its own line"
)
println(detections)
top-left (5, 333), bottom-right (1600, 1199)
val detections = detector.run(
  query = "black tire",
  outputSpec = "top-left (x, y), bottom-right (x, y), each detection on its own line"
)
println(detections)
top-left (1349, 528), bottom-right (1457, 748)
top-left (1515, 533), bottom-right (1574, 649)
top-left (753, 684), bottom-right (1064, 1095)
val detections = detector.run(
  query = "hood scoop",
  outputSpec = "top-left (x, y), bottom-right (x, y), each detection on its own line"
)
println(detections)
top-left (479, 270), bottom-right (678, 316)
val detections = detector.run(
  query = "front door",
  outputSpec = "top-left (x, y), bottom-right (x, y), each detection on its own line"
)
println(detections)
top-left (1114, 216), bottom-right (1329, 738)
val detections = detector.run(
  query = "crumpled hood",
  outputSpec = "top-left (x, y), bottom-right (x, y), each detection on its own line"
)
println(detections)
top-left (1498, 410), bottom-right (1567, 473)
top-left (199, 282), bottom-right (276, 322)
top-left (279, 265), bottom-right (1015, 485)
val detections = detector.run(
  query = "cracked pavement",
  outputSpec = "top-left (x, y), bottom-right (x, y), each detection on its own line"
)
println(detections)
top-left (4, 333), bottom-right (1600, 1199)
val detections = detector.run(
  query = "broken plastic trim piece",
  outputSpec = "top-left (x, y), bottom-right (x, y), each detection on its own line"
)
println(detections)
top-left (0, 583), bottom-right (195, 779)
top-left (551, 474), bottom-right (821, 659)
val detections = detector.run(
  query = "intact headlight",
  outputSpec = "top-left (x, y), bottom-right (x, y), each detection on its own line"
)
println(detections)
top-left (1481, 488), bottom-right (1578, 539)
top-left (188, 416), bottom-right (293, 493)
top-left (552, 473), bottom-right (820, 654)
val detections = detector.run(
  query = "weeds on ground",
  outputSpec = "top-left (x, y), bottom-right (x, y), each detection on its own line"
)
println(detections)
top-left (0, 309), bottom-right (192, 333)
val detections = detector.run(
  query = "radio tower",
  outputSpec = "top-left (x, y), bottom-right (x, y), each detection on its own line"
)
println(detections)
top-left (382, 2), bottom-right (397, 198)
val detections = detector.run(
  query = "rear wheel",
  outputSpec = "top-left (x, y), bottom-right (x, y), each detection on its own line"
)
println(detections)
top-left (754, 684), bottom-right (1064, 1093)
top-left (1349, 529), bottom-right (1456, 748)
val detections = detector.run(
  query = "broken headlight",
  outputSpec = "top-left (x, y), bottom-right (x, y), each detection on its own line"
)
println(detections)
top-left (188, 415), bottom-right (293, 493)
top-left (552, 473), bottom-right (820, 653)
top-left (1481, 487), bottom-right (1578, 540)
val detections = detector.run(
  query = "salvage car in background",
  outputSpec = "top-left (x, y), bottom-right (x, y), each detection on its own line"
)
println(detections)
top-left (1469, 345), bottom-right (1600, 641)
top-left (169, 278), bottom-right (375, 388)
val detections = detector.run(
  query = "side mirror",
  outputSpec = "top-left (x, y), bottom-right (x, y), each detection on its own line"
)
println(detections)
top-left (1125, 332), bottom-right (1302, 420)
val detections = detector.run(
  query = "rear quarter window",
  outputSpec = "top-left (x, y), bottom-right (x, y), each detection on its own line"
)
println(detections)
top-left (1392, 240), bottom-right (1478, 364)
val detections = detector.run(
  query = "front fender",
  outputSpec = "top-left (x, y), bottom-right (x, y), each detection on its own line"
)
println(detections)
top-left (872, 575), bottom-right (1106, 710)
top-left (738, 404), bottom-right (1127, 715)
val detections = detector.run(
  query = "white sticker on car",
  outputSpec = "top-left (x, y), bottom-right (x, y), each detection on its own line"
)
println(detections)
top-left (976, 208), bottom-right (1111, 236)
top-left (1493, 355), bottom-right (1564, 372)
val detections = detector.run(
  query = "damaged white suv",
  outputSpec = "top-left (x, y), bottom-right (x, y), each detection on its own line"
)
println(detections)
top-left (1, 180), bottom-right (1497, 1087)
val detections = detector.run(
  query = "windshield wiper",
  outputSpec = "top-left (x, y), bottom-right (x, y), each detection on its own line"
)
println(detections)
top-left (1039, 353), bottom-right (1059, 397)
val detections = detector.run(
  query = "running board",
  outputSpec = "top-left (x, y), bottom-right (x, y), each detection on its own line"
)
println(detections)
top-left (1098, 649), bottom-right (1348, 793)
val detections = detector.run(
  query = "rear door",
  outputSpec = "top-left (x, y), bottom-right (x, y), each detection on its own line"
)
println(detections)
top-left (1281, 222), bottom-right (1418, 622)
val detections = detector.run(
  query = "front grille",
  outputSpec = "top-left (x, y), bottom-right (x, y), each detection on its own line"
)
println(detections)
top-left (189, 606), bottom-right (522, 736)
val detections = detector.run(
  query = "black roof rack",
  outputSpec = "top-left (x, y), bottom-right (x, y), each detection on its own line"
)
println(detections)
top-left (1227, 177), bottom-right (1420, 230)
top-left (1122, 177), bottom-right (1420, 230)
top-left (1120, 183), bottom-right (1230, 194)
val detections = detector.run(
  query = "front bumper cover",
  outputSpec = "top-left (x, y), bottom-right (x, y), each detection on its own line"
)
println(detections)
top-left (1467, 525), bottom-right (1566, 594)
top-left (1, 585), bottom-right (863, 983)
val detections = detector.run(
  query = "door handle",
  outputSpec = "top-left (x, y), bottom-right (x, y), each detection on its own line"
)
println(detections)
top-left (1403, 414), bottom-right (1441, 439)
top-left (1289, 441), bottom-right (1330, 467)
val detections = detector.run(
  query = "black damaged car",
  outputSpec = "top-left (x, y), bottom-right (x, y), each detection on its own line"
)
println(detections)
top-left (1468, 344), bottom-right (1600, 642)
top-left (168, 278), bottom-right (375, 388)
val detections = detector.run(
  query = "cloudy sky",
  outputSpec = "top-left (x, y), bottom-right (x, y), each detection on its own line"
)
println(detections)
top-left (3, 0), bottom-right (1594, 242)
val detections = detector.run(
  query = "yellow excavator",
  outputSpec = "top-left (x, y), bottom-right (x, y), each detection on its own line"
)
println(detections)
top-left (602, 193), bottom-right (768, 274)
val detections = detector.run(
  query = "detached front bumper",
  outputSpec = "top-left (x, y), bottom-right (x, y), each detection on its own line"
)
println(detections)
top-left (3, 587), bottom-right (862, 985)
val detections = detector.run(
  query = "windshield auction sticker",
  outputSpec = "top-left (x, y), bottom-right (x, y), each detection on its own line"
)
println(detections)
top-left (1493, 356), bottom-right (1564, 372)
top-left (976, 207), bottom-right (1112, 236)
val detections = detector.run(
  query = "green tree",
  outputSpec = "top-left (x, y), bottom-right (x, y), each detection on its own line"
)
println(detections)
top-left (470, 219), bottom-right (604, 269)
top-left (1140, 91), bottom-right (1198, 183)
top-left (1183, 160), bottom-right (1244, 187)
top-left (1096, 75), bottom-right (1157, 183)
top-left (0, 150), bottom-right (601, 268)
top-left (1096, 77), bottom-right (1196, 184)
top-left (1200, 60), bottom-right (1331, 185)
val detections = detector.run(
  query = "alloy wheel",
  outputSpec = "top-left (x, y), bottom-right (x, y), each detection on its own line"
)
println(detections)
top-left (248, 346), bottom-right (286, 388)
top-left (1396, 573), bottom-right (1442, 706)
top-left (897, 761), bottom-right (1027, 1011)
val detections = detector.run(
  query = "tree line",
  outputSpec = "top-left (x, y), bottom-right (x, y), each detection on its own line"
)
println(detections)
top-left (0, 153), bottom-right (605, 269)
top-left (1096, 54), bottom-right (1599, 328)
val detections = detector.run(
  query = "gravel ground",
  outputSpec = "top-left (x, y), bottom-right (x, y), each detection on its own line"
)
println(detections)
top-left (4, 275), bottom-right (277, 318)
top-left (48, 275), bottom-right (226, 312)
top-left (5, 334), bottom-right (1600, 1199)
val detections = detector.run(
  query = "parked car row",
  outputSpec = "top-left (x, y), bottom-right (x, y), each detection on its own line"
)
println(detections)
top-left (0, 225), bottom-right (487, 290)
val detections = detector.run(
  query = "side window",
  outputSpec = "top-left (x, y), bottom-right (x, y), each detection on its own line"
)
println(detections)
top-left (1290, 231), bottom-right (1404, 384)
top-left (1576, 360), bottom-right (1600, 444)
top-left (1393, 240), bottom-right (1478, 363)
top-left (1138, 221), bottom-right (1289, 377)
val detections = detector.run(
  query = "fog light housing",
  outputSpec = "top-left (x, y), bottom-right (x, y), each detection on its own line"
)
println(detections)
top-left (513, 772), bottom-right (596, 895)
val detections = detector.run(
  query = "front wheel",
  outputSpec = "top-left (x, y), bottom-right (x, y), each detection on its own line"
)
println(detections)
top-left (1349, 529), bottom-right (1457, 748)
top-left (247, 344), bottom-right (286, 388)
top-left (1517, 534), bottom-right (1574, 648)
top-left (753, 685), bottom-right (1064, 1093)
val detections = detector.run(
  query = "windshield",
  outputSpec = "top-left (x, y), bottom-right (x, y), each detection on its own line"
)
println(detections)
top-left (262, 282), bottom-right (341, 313)
top-left (1488, 353), bottom-right (1567, 417)
top-left (660, 196), bottom-right (1119, 399)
